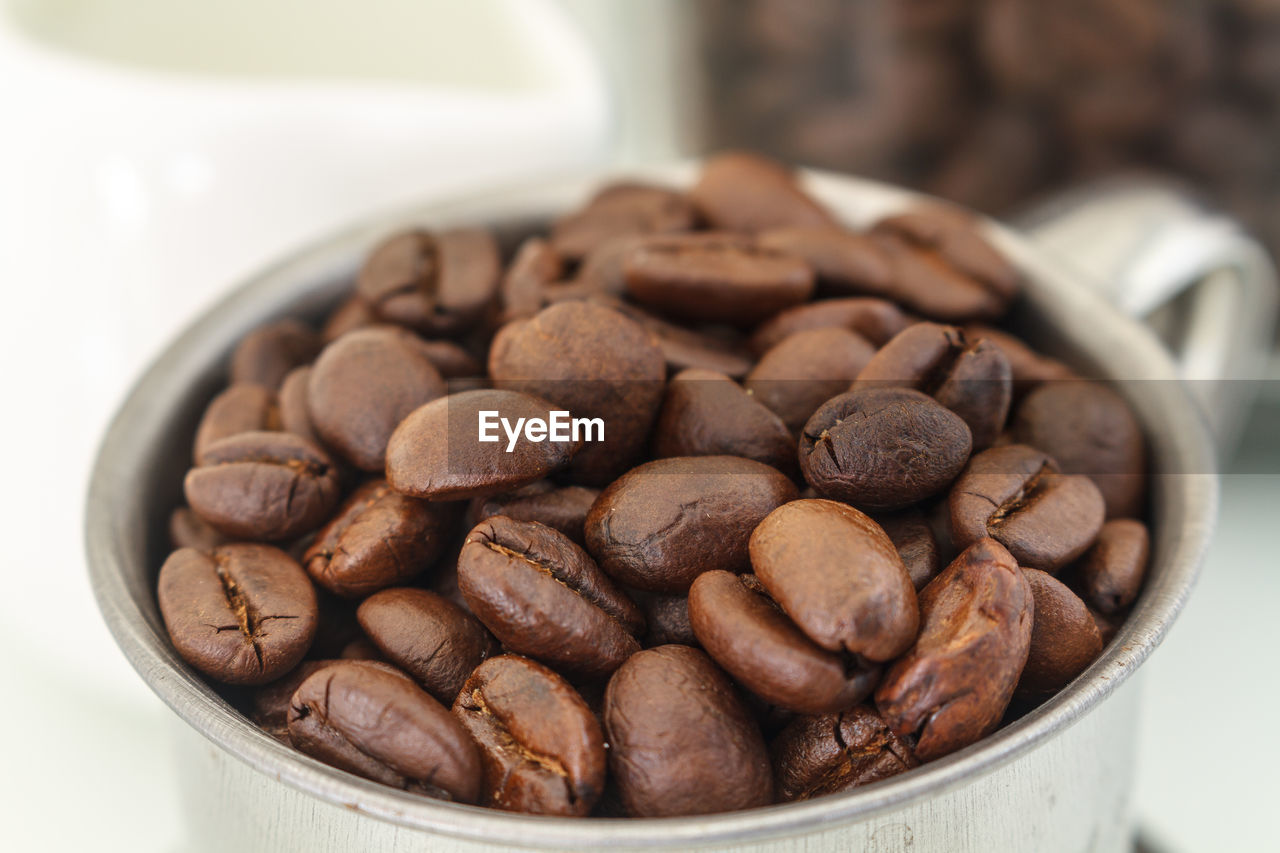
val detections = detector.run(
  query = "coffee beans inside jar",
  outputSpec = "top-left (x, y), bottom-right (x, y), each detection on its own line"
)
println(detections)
top-left (155, 152), bottom-right (1152, 817)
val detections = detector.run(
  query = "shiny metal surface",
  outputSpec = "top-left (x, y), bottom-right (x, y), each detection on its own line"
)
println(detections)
top-left (85, 165), bottom-right (1219, 851)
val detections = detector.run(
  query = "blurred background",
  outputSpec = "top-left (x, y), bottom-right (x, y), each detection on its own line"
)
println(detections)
top-left (0, 1), bottom-right (1276, 850)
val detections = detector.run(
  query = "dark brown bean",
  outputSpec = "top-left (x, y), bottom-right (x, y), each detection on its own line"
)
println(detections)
top-left (158, 544), bottom-right (318, 686)
top-left (1075, 518), bottom-right (1150, 614)
top-left (1016, 568), bottom-right (1102, 698)
top-left (169, 506), bottom-right (229, 551)
top-left (875, 538), bottom-right (1033, 761)
top-left (185, 431), bottom-right (341, 540)
top-left (277, 366), bottom-right (323, 445)
top-left (689, 151), bottom-right (835, 231)
top-left (799, 388), bottom-right (972, 511)
top-left (758, 225), bottom-right (895, 296)
top-left (230, 319), bottom-right (322, 390)
top-left (873, 508), bottom-right (942, 591)
top-left (652, 368), bottom-right (796, 474)
top-left (453, 655), bottom-right (606, 815)
top-left (585, 455), bottom-right (799, 593)
top-left (306, 328), bottom-right (446, 471)
top-left (750, 499), bottom-right (919, 661)
top-left (321, 295), bottom-right (376, 342)
top-left (385, 389), bottom-right (580, 500)
top-left (962, 324), bottom-right (1076, 396)
top-left (690, 571), bottom-right (880, 713)
top-left (356, 228), bottom-right (500, 336)
top-left (750, 297), bottom-right (913, 354)
top-left (287, 660), bottom-right (481, 802)
top-left (606, 299), bottom-right (756, 378)
top-left (949, 444), bottom-right (1106, 573)
top-left (497, 237), bottom-right (564, 323)
top-left (855, 322), bottom-right (1012, 450)
top-left (251, 659), bottom-right (338, 741)
top-left (551, 182), bottom-right (697, 262)
top-left (623, 232), bottom-right (815, 327)
top-left (471, 483), bottom-right (600, 545)
top-left (194, 383), bottom-right (280, 461)
top-left (488, 302), bottom-right (666, 485)
top-left (603, 645), bottom-right (773, 816)
top-left (357, 588), bottom-right (497, 703)
top-left (458, 516), bottom-right (644, 679)
top-left (746, 327), bottom-right (877, 433)
top-left (631, 590), bottom-right (699, 647)
top-left (771, 707), bottom-right (919, 802)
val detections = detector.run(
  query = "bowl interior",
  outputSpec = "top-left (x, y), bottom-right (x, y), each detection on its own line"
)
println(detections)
top-left (86, 165), bottom-right (1218, 848)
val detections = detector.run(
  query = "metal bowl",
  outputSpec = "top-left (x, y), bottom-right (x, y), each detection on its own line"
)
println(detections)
top-left (85, 165), bottom-right (1217, 852)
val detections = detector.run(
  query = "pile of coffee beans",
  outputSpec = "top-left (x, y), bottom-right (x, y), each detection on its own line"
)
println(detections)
top-left (158, 152), bottom-right (1151, 818)
top-left (698, 0), bottom-right (1280, 256)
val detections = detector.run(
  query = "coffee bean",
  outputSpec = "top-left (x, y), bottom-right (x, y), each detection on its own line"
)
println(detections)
top-left (623, 232), bottom-right (815, 327)
top-left (603, 645), bottom-right (773, 816)
top-left (551, 182), bottom-right (696, 262)
top-left (471, 483), bottom-right (600, 545)
top-left (758, 225), bottom-right (894, 296)
top-left (631, 590), bottom-right (698, 648)
top-left (287, 660), bottom-right (481, 802)
top-left (357, 588), bottom-right (497, 703)
top-left (689, 151), bottom-right (835, 231)
top-left (873, 508), bottom-right (942, 590)
top-left (321, 295), bottom-right (376, 342)
top-left (185, 431), bottom-right (341, 540)
top-left (746, 326), bottom-right (877, 433)
top-left (750, 499), bottom-right (919, 661)
top-left (689, 571), bottom-right (880, 713)
top-left (962, 324), bottom-right (1076, 396)
top-left (949, 444), bottom-right (1106, 573)
top-left (606, 298), bottom-right (756, 378)
top-left (1011, 381), bottom-right (1147, 518)
top-left (875, 538), bottom-right (1033, 761)
top-left (277, 366), bottom-right (323, 445)
top-left (652, 368), bottom-right (796, 474)
top-left (489, 302), bottom-right (666, 485)
top-left (399, 335), bottom-right (485, 380)
top-left (855, 322), bottom-right (1012, 449)
top-left (771, 707), bottom-right (919, 802)
top-left (230, 319), bottom-right (322, 390)
top-left (800, 387), bottom-right (972, 510)
top-left (497, 237), bottom-right (564, 323)
top-left (356, 228), bottom-right (500, 336)
top-left (306, 328), bottom-right (446, 471)
top-left (453, 655), bottom-right (606, 815)
top-left (1017, 568), bottom-right (1102, 698)
top-left (251, 659), bottom-right (337, 741)
top-left (158, 544), bottom-right (318, 685)
top-left (169, 506), bottom-right (229, 552)
top-left (585, 455), bottom-right (798, 593)
top-left (458, 516), bottom-right (644, 679)
top-left (194, 384), bottom-right (280, 464)
top-left (750, 297), bottom-right (912, 354)
top-left (1075, 518), bottom-right (1150, 614)
top-left (385, 389), bottom-right (580, 500)
top-left (338, 638), bottom-right (383, 661)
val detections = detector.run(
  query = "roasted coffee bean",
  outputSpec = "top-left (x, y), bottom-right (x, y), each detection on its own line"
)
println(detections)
top-left (185, 431), bottom-right (341, 541)
top-left (631, 590), bottom-right (698, 648)
top-left (471, 483), bottom-right (599, 545)
top-left (230, 319), bottom-right (322, 390)
top-left (321, 295), bottom-right (376, 342)
top-left (651, 368), bottom-right (796, 474)
top-left (489, 302), bottom-right (666, 485)
top-left (1011, 381), bottom-right (1147, 518)
top-left (458, 516), bottom-right (644, 679)
top-left (874, 508), bottom-right (942, 591)
top-left (400, 335), bottom-right (485, 380)
top-left (771, 707), bottom-right (919, 802)
top-left (356, 228), bottom-right (500, 336)
top-left (962, 324), bottom-right (1076, 395)
top-left (287, 660), bottom-right (481, 802)
top-left (855, 322), bottom-right (1012, 449)
top-left (306, 328), bottom-right (446, 471)
top-left (357, 588), bottom-right (497, 702)
top-left (875, 538), bottom-right (1033, 761)
top-left (1090, 606), bottom-right (1123, 647)
top-left (1016, 569), bottom-right (1102, 698)
top-left (1075, 518), bottom-right (1150, 614)
top-left (453, 655), bottom-right (606, 816)
top-left (386, 389), bottom-right (580, 500)
top-left (585, 455), bottom-right (798, 593)
top-left (277, 366), bottom-right (323, 445)
top-left (158, 544), bottom-right (319, 686)
top-left (750, 499), bottom-right (918, 661)
top-left (758, 225), bottom-right (894, 296)
top-left (169, 506), bottom-right (228, 551)
top-left (869, 211), bottom-right (1018, 322)
top-left (746, 327), bottom-right (877, 433)
top-left (800, 388), bottom-right (972, 510)
top-left (689, 571), bottom-right (880, 713)
top-left (251, 659), bottom-right (337, 741)
top-left (193, 384), bottom-right (279, 460)
top-left (623, 232), bottom-right (815, 327)
top-left (949, 444), bottom-right (1105, 573)
top-left (338, 638), bottom-right (383, 661)
top-left (603, 645), bottom-right (773, 816)
top-left (551, 182), bottom-right (697, 262)
top-left (750, 297), bottom-right (912, 354)
top-left (563, 236), bottom-right (644, 300)
top-left (607, 299), bottom-right (756, 378)
top-left (498, 237), bottom-right (563, 323)
top-left (689, 151), bottom-right (835, 232)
